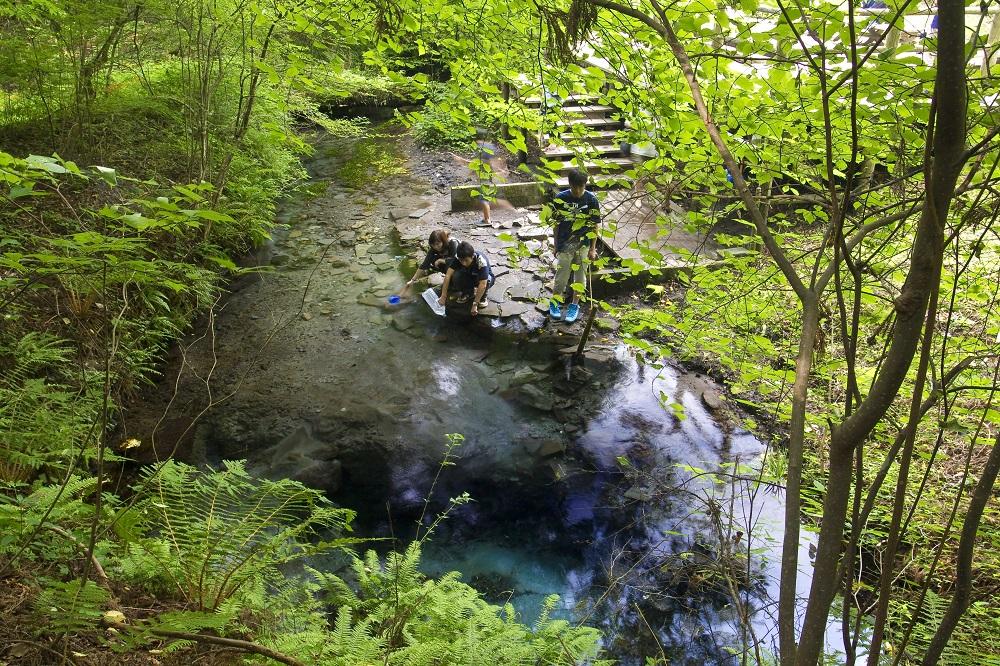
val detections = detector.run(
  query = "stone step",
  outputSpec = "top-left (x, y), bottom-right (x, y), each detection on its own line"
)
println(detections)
top-left (553, 174), bottom-right (634, 190)
top-left (558, 129), bottom-right (623, 144)
top-left (549, 156), bottom-right (636, 176)
top-left (553, 104), bottom-right (615, 119)
top-left (543, 144), bottom-right (623, 159)
top-left (559, 116), bottom-right (624, 131)
top-left (522, 93), bottom-right (601, 107)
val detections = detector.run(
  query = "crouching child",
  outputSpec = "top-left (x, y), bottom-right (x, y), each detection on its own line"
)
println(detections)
top-left (438, 241), bottom-right (495, 317)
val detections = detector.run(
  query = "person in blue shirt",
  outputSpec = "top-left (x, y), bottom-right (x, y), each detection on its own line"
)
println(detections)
top-left (438, 241), bottom-right (495, 317)
top-left (547, 169), bottom-right (600, 323)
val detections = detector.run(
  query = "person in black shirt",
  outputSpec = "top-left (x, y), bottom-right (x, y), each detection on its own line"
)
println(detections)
top-left (398, 229), bottom-right (459, 299)
top-left (437, 241), bottom-right (495, 317)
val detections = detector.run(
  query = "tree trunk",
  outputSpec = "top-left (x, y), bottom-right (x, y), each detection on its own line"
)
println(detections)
top-left (779, 300), bottom-right (820, 666)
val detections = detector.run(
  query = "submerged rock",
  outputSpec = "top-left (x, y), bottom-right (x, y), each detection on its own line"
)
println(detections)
top-left (701, 390), bottom-right (723, 411)
top-left (512, 383), bottom-right (554, 411)
top-left (538, 439), bottom-right (566, 457)
top-left (510, 367), bottom-right (544, 386)
top-left (624, 485), bottom-right (653, 502)
top-left (391, 315), bottom-right (415, 332)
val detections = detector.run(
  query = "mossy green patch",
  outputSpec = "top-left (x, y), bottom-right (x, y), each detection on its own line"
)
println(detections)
top-left (336, 136), bottom-right (407, 189)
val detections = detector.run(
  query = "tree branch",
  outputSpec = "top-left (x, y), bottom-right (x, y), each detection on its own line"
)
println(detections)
top-left (103, 620), bottom-right (305, 666)
top-left (920, 433), bottom-right (1000, 664)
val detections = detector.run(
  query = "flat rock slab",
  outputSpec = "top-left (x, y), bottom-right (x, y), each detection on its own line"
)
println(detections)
top-left (498, 300), bottom-right (536, 317)
top-left (510, 383), bottom-right (555, 411)
top-left (538, 439), bottom-right (566, 457)
top-left (357, 295), bottom-right (389, 308)
top-left (510, 367), bottom-right (546, 386)
top-left (391, 185), bottom-right (709, 337)
top-left (517, 226), bottom-right (551, 241)
top-left (507, 281), bottom-right (544, 301)
top-left (394, 222), bottom-right (428, 244)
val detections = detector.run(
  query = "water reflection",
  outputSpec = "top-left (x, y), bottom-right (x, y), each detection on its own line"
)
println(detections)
top-left (335, 347), bottom-right (798, 664)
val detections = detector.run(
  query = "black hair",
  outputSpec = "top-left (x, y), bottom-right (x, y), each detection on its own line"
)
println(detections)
top-left (568, 169), bottom-right (589, 188)
top-left (456, 241), bottom-right (475, 259)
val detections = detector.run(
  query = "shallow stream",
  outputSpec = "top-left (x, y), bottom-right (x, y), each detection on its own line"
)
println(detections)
top-left (135, 127), bottom-right (831, 664)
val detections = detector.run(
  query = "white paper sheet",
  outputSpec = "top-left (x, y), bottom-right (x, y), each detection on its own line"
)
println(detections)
top-left (422, 287), bottom-right (446, 316)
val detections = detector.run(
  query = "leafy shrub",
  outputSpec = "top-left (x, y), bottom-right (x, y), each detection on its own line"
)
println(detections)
top-left (221, 125), bottom-right (305, 252)
top-left (0, 334), bottom-right (105, 481)
top-left (889, 592), bottom-right (1000, 665)
top-left (0, 475), bottom-right (106, 563)
top-left (316, 69), bottom-right (420, 106)
top-left (113, 460), bottom-right (357, 611)
top-left (406, 100), bottom-right (475, 149)
top-left (33, 577), bottom-right (111, 635)
top-left (311, 542), bottom-right (609, 665)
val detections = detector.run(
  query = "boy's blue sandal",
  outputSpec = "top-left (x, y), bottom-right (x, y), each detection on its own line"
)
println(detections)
top-left (565, 303), bottom-right (580, 323)
top-left (548, 301), bottom-right (562, 320)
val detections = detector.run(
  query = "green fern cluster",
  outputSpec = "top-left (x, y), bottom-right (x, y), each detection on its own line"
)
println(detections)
top-left (113, 459), bottom-right (357, 611)
top-left (32, 577), bottom-right (111, 635)
top-left (0, 333), bottom-right (105, 483)
top-left (308, 542), bottom-right (609, 665)
top-left (889, 593), bottom-right (1000, 665)
top-left (0, 475), bottom-right (113, 566)
top-left (3, 458), bottom-right (609, 665)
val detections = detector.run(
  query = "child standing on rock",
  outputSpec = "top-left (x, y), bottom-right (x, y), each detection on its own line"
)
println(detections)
top-left (398, 229), bottom-right (459, 299)
top-left (472, 131), bottom-right (499, 226)
top-left (438, 241), bottom-right (495, 317)
top-left (452, 129), bottom-right (503, 226)
top-left (547, 169), bottom-right (601, 324)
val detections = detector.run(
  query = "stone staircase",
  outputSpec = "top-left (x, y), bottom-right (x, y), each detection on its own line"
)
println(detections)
top-left (523, 94), bottom-right (635, 189)
top-left (448, 87), bottom-right (639, 212)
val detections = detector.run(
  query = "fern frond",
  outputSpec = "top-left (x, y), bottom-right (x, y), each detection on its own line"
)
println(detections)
top-left (118, 460), bottom-right (354, 610)
top-left (32, 578), bottom-right (109, 635)
top-left (322, 545), bottom-right (604, 665)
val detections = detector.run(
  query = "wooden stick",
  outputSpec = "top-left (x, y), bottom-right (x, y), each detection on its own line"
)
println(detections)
top-left (102, 621), bottom-right (305, 666)
top-left (574, 267), bottom-right (599, 361)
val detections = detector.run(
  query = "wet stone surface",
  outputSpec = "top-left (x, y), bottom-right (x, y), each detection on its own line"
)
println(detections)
top-left (124, 126), bottom-right (790, 665)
